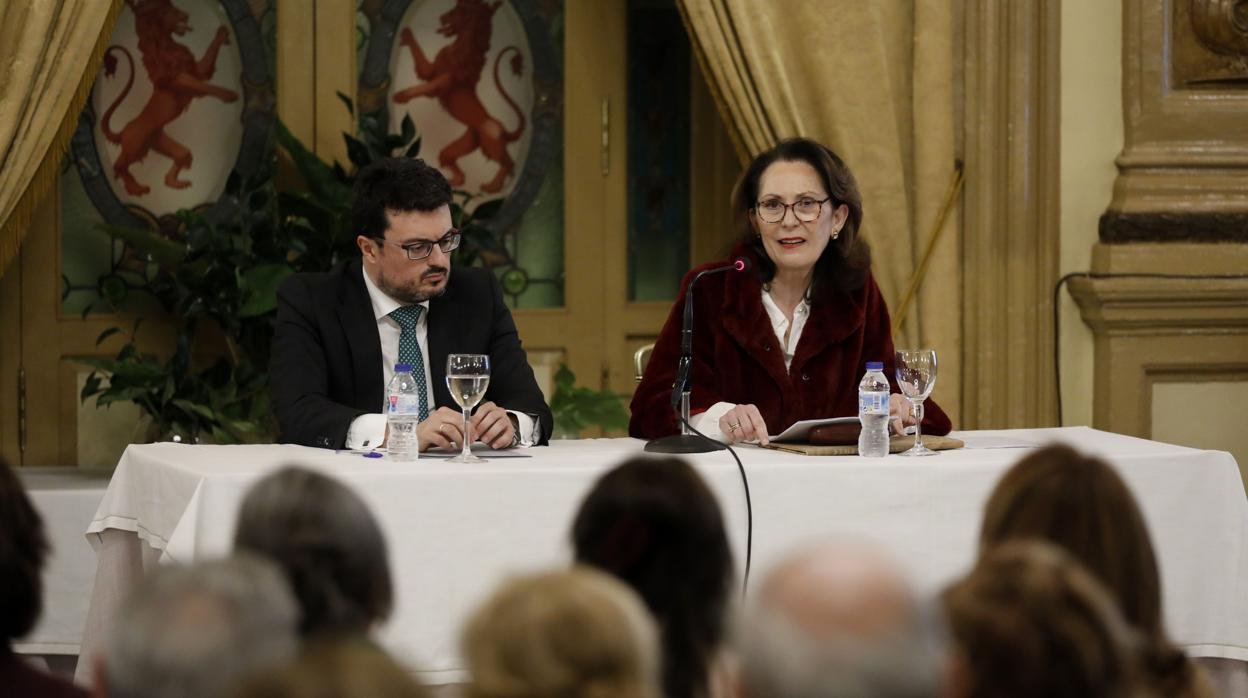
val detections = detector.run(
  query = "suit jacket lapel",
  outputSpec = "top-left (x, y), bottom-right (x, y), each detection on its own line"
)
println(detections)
top-left (338, 259), bottom-right (385, 411)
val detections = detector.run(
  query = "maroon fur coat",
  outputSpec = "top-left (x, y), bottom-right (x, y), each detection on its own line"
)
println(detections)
top-left (630, 253), bottom-right (952, 439)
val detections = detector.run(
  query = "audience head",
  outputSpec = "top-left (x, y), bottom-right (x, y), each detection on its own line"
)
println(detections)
top-left (980, 444), bottom-right (1211, 696)
top-left (0, 456), bottom-right (48, 646)
top-left (571, 456), bottom-right (733, 698)
top-left (981, 444), bottom-right (1159, 629)
top-left (234, 466), bottom-right (393, 638)
top-left (732, 137), bottom-right (871, 297)
top-left (462, 567), bottom-right (660, 698)
top-left (942, 540), bottom-right (1140, 698)
top-left (738, 538), bottom-right (948, 698)
top-left (233, 639), bottom-right (430, 698)
top-left (101, 554), bottom-right (298, 698)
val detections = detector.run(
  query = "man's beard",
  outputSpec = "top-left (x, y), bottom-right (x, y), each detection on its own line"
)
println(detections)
top-left (376, 265), bottom-right (450, 304)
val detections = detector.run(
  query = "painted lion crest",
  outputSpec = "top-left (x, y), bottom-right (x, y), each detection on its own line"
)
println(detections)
top-left (100, 0), bottom-right (238, 197)
top-left (394, 0), bottom-right (526, 194)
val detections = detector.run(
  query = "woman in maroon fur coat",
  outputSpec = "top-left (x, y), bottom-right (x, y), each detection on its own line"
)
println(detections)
top-left (630, 138), bottom-right (951, 444)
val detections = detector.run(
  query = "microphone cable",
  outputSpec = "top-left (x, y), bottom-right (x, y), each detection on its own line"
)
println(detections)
top-left (1052, 271), bottom-right (1248, 425)
top-left (678, 416), bottom-right (753, 599)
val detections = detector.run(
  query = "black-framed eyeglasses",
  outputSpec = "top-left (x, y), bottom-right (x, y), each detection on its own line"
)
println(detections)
top-left (374, 230), bottom-right (461, 260)
top-left (753, 197), bottom-right (832, 224)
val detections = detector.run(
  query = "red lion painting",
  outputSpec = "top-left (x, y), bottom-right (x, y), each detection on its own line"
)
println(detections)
top-left (99, 0), bottom-right (238, 197)
top-left (393, 0), bottom-right (526, 194)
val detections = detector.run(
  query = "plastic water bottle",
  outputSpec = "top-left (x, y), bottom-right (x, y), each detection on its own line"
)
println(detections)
top-left (386, 363), bottom-right (420, 461)
top-left (858, 361), bottom-right (891, 458)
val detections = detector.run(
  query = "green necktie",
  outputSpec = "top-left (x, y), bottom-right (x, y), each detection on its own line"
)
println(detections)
top-left (389, 305), bottom-right (430, 422)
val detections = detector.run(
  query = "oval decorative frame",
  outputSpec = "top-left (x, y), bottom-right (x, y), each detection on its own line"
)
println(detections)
top-left (70, 0), bottom-right (274, 233)
top-left (358, 0), bottom-right (562, 239)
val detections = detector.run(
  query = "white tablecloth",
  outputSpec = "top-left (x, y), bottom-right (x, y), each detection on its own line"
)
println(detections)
top-left (17, 469), bottom-right (109, 655)
top-left (77, 428), bottom-right (1248, 684)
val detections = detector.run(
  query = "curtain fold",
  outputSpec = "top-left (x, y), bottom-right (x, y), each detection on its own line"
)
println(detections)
top-left (678, 0), bottom-right (962, 422)
top-left (0, 0), bottom-right (123, 276)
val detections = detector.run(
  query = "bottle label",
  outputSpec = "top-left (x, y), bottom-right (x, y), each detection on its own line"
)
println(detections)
top-left (859, 391), bottom-right (888, 415)
top-left (388, 393), bottom-right (421, 416)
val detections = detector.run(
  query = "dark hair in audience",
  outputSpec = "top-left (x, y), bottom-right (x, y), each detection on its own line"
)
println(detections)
top-left (234, 466), bottom-right (393, 638)
top-left (0, 456), bottom-right (48, 642)
top-left (732, 137), bottom-right (871, 298)
top-left (980, 444), bottom-right (1212, 697)
top-left (233, 638), bottom-right (430, 698)
top-left (352, 157), bottom-right (453, 240)
top-left (571, 456), bottom-right (734, 698)
top-left (942, 540), bottom-right (1140, 698)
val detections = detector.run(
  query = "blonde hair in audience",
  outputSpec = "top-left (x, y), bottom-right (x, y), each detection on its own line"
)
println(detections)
top-left (462, 566), bottom-right (660, 698)
top-left (232, 638), bottom-right (429, 698)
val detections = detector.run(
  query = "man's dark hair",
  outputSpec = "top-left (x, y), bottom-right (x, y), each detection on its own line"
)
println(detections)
top-left (0, 456), bottom-right (49, 641)
top-left (234, 466), bottom-right (393, 639)
top-left (571, 456), bottom-right (734, 698)
top-left (352, 157), bottom-right (453, 240)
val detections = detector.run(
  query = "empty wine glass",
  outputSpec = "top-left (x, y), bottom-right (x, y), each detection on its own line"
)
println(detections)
top-left (895, 349), bottom-right (938, 457)
top-left (446, 354), bottom-right (490, 463)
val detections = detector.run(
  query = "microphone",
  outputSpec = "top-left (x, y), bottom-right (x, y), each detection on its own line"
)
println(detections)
top-left (679, 258), bottom-right (750, 358)
top-left (647, 258), bottom-right (750, 454)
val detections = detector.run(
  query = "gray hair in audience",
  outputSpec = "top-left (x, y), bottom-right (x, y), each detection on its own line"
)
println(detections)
top-left (233, 465), bottom-right (393, 637)
top-left (736, 540), bottom-right (948, 698)
top-left (738, 598), bottom-right (947, 698)
top-left (103, 554), bottom-right (298, 698)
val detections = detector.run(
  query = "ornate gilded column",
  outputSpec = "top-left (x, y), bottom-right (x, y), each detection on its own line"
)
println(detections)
top-left (1071, 0), bottom-right (1248, 449)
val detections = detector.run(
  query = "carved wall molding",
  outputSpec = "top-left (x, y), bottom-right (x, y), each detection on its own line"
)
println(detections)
top-left (1069, 265), bottom-right (1248, 439)
top-left (1107, 0), bottom-right (1248, 242)
top-left (1101, 211), bottom-right (1248, 242)
top-left (1188, 0), bottom-right (1248, 57)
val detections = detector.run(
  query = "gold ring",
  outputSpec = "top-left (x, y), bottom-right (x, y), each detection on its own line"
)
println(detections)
top-left (728, 422), bottom-right (741, 432)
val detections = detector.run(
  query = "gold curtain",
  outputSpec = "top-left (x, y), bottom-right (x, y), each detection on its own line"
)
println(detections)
top-left (0, 0), bottom-right (123, 276)
top-left (678, 0), bottom-right (962, 422)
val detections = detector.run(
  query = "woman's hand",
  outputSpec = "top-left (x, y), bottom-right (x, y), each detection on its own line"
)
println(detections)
top-left (718, 404), bottom-right (770, 446)
top-left (889, 394), bottom-right (916, 435)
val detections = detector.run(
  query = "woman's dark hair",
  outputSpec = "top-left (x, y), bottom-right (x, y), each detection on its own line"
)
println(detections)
top-left (352, 157), bottom-right (453, 240)
top-left (0, 457), bottom-right (48, 641)
top-left (943, 540), bottom-right (1141, 698)
top-left (980, 445), bottom-right (1211, 697)
top-left (234, 466), bottom-right (393, 638)
top-left (571, 456), bottom-right (734, 698)
top-left (732, 137), bottom-right (871, 297)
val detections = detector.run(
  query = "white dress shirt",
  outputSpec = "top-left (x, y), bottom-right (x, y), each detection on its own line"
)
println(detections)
top-left (689, 287), bottom-right (810, 442)
top-left (346, 267), bottom-right (538, 449)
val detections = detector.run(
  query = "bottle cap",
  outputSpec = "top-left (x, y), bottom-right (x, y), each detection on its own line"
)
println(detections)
top-left (866, 361), bottom-right (884, 370)
top-left (394, 363), bottom-right (413, 372)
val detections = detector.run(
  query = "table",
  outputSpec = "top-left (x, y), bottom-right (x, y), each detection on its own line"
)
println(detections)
top-left (17, 469), bottom-right (109, 655)
top-left (76, 428), bottom-right (1248, 685)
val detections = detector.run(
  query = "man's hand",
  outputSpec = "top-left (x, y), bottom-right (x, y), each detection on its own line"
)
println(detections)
top-left (417, 407), bottom-right (466, 451)
top-left (470, 401), bottom-right (517, 449)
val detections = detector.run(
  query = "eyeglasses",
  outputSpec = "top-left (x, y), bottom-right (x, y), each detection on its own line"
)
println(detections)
top-left (754, 197), bottom-right (831, 224)
top-left (374, 230), bottom-right (461, 260)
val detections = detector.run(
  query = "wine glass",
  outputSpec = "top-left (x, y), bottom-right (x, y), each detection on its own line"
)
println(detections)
top-left (895, 349), bottom-right (938, 457)
top-left (446, 354), bottom-right (491, 463)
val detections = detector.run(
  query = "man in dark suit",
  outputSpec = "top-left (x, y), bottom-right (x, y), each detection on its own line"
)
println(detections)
top-left (270, 158), bottom-right (552, 450)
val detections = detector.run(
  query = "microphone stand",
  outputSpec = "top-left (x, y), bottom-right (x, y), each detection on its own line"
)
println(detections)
top-left (645, 261), bottom-right (745, 454)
